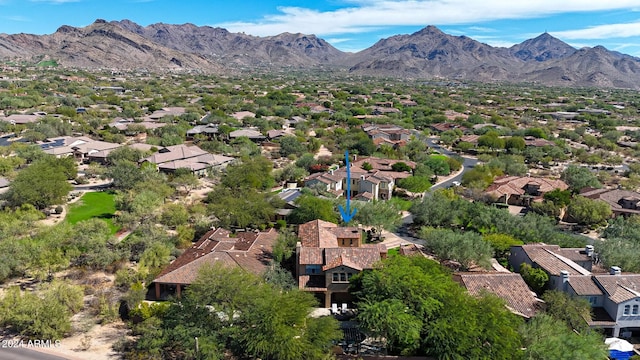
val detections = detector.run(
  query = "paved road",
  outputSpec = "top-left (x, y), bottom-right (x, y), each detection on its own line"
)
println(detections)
top-left (0, 348), bottom-right (69, 360)
top-left (423, 137), bottom-right (478, 191)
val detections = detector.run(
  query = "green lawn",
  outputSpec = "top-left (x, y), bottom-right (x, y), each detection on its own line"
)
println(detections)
top-left (66, 191), bottom-right (119, 234)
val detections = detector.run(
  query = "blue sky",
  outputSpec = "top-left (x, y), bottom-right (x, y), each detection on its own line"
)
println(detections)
top-left (2, 0), bottom-right (640, 55)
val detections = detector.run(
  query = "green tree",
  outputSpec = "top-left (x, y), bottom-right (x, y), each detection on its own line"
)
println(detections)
top-left (482, 233), bottom-right (523, 262)
top-left (188, 264), bottom-right (342, 360)
top-left (206, 186), bottom-right (279, 229)
top-left (160, 203), bottom-right (189, 228)
top-left (418, 227), bottom-right (493, 270)
top-left (594, 238), bottom-right (640, 273)
top-left (541, 290), bottom-right (591, 333)
top-left (5, 157), bottom-right (73, 209)
top-left (519, 263), bottom-right (548, 294)
top-left (505, 136), bottom-right (526, 151)
top-left (288, 194), bottom-right (338, 224)
top-left (520, 315), bottom-right (608, 360)
top-left (278, 136), bottom-right (306, 158)
top-left (396, 176), bottom-right (432, 193)
top-left (353, 255), bottom-right (523, 358)
top-left (561, 165), bottom-right (601, 193)
top-left (391, 162), bottom-right (412, 172)
top-left (222, 156), bottom-right (275, 191)
top-left (566, 196), bottom-right (612, 227)
top-left (353, 200), bottom-right (403, 234)
top-left (104, 160), bottom-right (145, 190)
top-left (424, 155), bottom-right (450, 175)
top-left (543, 189), bottom-right (572, 207)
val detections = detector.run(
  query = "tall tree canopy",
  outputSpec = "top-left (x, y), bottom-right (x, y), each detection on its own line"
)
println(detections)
top-left (352, 255), bottom-right (523, 358)
top-left (5, 156), bottom-right (74, 209)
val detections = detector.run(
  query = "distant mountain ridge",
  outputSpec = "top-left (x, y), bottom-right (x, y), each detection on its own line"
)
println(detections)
top-left (1, 19), bottom-right (640, 89)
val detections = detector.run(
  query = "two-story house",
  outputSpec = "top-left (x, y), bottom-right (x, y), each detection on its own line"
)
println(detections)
top-left (510, 243), bottom-right (640, 337)
top-left (303, 157), bottom-right (414, 201)
top-left (296, 220), bottom-right (387, 308)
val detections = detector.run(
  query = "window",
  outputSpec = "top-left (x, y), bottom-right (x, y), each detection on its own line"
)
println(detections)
top-left (624, 305), bottom-right (631, 316)
top-left (306, 265), bottom-right (321, 275)
top-left (332, 272), bottom-right (353, 283)
top-left (633, 305), bottom-right (639, 315)
top-left (589, 297), bottom-right (597, 305)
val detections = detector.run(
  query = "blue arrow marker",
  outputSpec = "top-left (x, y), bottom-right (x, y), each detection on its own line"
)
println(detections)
top-left (339, 150), bottom-right (357, 223)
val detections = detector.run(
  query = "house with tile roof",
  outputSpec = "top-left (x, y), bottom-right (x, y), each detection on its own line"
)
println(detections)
top-left (510, 243), bottom-right (640, 337)
top-left (509, 244), bottom-right (593, 290)
top-left (139, 144), bottom-right (232, 176)
top-left (558, 268), bottom-right (640, 337)
top-left (486, 175), bottom-right (569, 206)
top-left (152, 228), bottom-right (278, 299)
top-left (362, 124), bottom-right (411, 148)
top-left (38, 136), bottom-right (122, 161)
top-left (455, 272), bottom-right (541, 318)
top-left (295, 220), bottom-right (387, 307)
top-left (303, 157), bottom-right (414, 201)
top-left (580, 188), bottom-right (640, 217)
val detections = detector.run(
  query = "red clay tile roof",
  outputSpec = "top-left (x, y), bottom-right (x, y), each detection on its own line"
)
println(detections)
top-left (327, 227), bottom-right (361, 239)
top-left (456, 272), bottom-right (540, 318)
top-left (298, 219), bottom-right (339, 247)
top-left (486, 176), bottom-right (568, 199)
top-left (153, 228), bottom-right (278, 285)
top-left (298, 247), bottom-right (324, 265)
top-left (322, 255), bottom-right (364, 271)
top-left (324, 247), bottom-right (383, 271)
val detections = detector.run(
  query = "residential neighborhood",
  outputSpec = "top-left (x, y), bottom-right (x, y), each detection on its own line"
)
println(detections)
top-left (2, 65), bottom-right (640, 359)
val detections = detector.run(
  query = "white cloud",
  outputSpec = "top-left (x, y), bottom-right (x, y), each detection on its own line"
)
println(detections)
top-left (325, 37), bottom-right (353, 44)
top-left (466, 26), bottom-right (497, 33)
top-left (552, 21), bottom-right (640, 39)
top-left (215, 1), bottom-right (640, 37)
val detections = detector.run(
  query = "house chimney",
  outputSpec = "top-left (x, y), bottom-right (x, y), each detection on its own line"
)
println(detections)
top-left (560, 270), bottom-right (570, 291)
top-left (585, 245), bottom-right (594, 257)
top-left (610, 266), bottom-right (622, 275)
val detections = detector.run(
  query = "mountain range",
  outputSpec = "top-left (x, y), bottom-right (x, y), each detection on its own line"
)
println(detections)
top-left (1, 19), bottom-right (640, 89)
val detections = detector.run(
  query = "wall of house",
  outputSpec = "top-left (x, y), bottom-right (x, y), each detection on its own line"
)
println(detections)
top-left (612, 298), bottom-right (640, 322)
top-left (325, 266), bottom-right (356, 293)
top-left (548, 275), bottom-right (563, 291)
top-left (360, 181), bottom-right (378, 199)
top-left (337, 237), bottom-right (360, 247)
top-left (508, 247), bottom-right (531, 273)
top-left (379, 182), bottom-right (392, 200)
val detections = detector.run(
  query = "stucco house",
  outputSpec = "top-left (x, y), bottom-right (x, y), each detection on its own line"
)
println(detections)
top-left (510, 243), bottom-right (640, 337)
top-left (295, 220), bottom-right (387, 308)
top-left (152, 228), bottom-right (278, 299)
top-left (303, 157), bottom-right (414, 201)
top-left (581, 188), bottom-right (640, 217)
top-left (139, 144), bottom-right (233, 176)
top-left (486, 176), bottom-right (569, 206)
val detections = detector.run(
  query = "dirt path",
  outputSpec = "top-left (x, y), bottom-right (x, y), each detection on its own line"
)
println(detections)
top-left (314, 145), bottom-right (332, 159)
